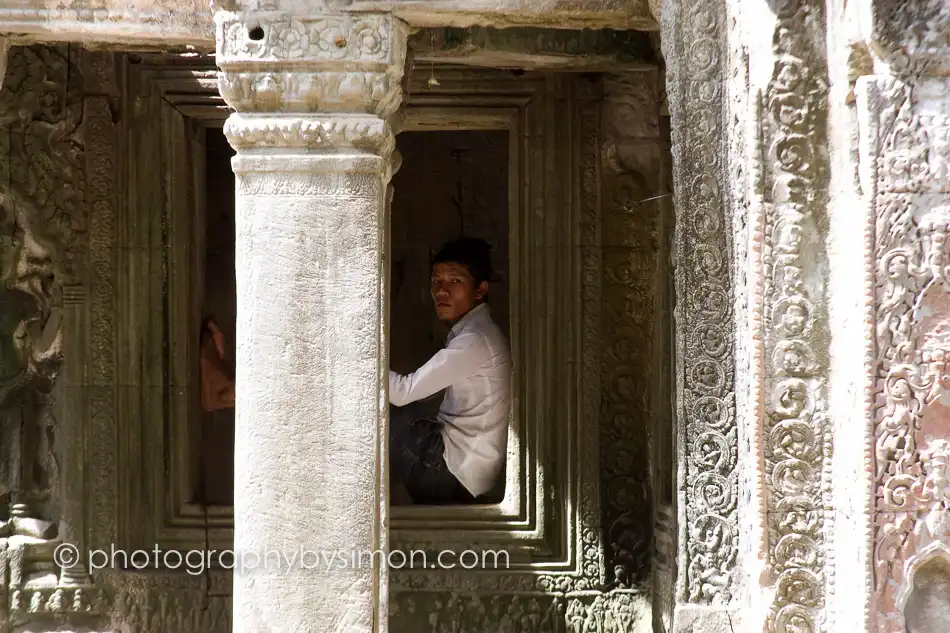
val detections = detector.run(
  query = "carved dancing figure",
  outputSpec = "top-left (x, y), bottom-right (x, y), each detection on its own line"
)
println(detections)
top-left (0, 188), bottom-right (62, 540)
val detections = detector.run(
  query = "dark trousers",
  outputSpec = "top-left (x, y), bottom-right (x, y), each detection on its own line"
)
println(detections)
top-left (389, 401), bottom-right (475, 504)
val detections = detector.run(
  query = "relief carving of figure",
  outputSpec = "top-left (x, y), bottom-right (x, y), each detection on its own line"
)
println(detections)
top-left (0, 187), bottom-right (62, 540)
top-left (0, 45), bottom-right (85, 542)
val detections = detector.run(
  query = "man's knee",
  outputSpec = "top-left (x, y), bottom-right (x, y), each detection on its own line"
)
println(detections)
top-left (389, 401), bottom-right (415, 428)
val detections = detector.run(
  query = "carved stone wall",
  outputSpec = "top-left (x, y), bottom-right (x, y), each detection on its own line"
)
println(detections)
top-left (861, 3), bottom-right (950, 631)
top-left (0, 43), bottom-right (102, 631)
top-left (0, 45), bottom-right (671, 633)
top-left (663, 0), bottom-right (835, 631)
top-left (660, 0), bottom-right (950, 632)
top-left (661, 0), bottom-right (738, 628)
top-left (0, 44), bottom-right (237, 633)
top-left (757, 4), bottom-right (833, 633)
top-left (24, 0), bottom-right (949, 629)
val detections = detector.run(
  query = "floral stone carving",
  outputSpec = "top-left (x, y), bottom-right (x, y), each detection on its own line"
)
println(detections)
top-left (214, 11), bottom-right (408, 119)
top-left (758, 3), bottom-right (832, 633)
top-left (873, 203), bottom-right (950, 633)
top-left (662, 0), bottom-right (739, 607)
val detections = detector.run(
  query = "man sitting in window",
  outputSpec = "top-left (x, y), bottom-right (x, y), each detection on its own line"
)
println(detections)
top-left (389, 237), bottom-right (512, 505)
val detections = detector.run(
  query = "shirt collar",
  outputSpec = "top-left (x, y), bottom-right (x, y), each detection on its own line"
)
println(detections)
top-left (446, 302), bottom-right (489, 342)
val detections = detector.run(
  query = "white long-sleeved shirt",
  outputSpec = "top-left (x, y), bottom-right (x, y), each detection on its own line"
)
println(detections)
top-left (389, 303), bottom-right (511, 497)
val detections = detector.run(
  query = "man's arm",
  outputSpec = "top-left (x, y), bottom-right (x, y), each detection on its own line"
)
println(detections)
top-left (389, 332), bottom-right (491, 406)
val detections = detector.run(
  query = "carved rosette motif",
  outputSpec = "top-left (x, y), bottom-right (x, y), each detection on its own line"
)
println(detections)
top-left (663, 0), bottom-right (738, 606)
top-left (577, 76), bottom-right (608, 594)
top-left (868, 74), bottom-right (950, 633)
top-left (758, 4), bottom-right (831, 633)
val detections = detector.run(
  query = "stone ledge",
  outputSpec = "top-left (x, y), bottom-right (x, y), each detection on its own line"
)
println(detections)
top-left (0, 6), bottom-right (213, 49)
top-left (0, 0), bottom-right (656, 49)
top-left (352, 0), bottom-right (656, 30)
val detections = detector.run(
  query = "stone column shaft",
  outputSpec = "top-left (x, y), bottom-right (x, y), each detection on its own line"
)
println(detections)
top-left (215, 11), bottom-right (407, 632)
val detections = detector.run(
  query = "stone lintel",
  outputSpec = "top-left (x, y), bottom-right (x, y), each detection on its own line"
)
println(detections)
top-left (350, 0), bottom-right (656, 31)
top-left (0, 7), bottom-right (212, 49)
top-left (409, 26), bottom-right (658, 71)
top-left (0, 0), bottom-right (656, 50)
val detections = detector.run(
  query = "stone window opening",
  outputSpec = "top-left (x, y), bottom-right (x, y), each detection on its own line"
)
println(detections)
top-left (388, 128), bottom-right (512, 507)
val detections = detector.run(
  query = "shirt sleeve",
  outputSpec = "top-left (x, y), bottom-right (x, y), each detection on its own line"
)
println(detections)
top-left (389, 332), bottom-right (492, 406)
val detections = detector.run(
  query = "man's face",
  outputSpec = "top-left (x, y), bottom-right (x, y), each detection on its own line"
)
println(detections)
top-left (430, 262), bottom-right (487, 323)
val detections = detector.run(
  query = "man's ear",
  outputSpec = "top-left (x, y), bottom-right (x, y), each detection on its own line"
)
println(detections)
top-left (476, 280), bottom-right (489, 299)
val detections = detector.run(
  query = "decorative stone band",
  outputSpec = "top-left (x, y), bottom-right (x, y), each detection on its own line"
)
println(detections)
top-left (230, 154), bottom-right (393, 196)
top-left (214, 12), bottom-right (407, 117)
top-left (223, 113), bottom-right (396, 156)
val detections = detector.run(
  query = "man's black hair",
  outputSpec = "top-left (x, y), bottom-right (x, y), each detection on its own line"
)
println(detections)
top-left (432, 237), bottom-right (493, 286)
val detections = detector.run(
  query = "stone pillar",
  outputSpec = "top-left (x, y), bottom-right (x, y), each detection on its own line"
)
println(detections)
top-left (213, 11), bottom-right (407, 632)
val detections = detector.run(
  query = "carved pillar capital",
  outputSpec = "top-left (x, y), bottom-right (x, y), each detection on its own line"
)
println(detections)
top-left (215, 11), bottom-right (409, 120)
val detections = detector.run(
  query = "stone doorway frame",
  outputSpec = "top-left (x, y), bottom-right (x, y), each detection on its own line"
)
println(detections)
top-left (26, 19), bottom-right (704, 628)
top-left (114, 54), bottom-right (670, 596)
top-left (389, 66), bottom-right (603, 577)
top-left (661, 0), bottom-right (739, 625)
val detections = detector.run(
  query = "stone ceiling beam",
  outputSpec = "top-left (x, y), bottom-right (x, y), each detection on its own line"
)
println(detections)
top-left (0, 6), bottom-right (213, 48)
top-left (408, 26), bottom-right (658, 71)
top-left (0, 0), bottom-right (656, 50)
top-left (349, 0), bottom-right (656, 30)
